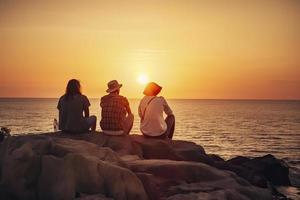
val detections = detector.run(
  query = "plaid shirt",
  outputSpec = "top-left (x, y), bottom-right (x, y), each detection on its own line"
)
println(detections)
top-left (100, 93), bottom-right (130, 131)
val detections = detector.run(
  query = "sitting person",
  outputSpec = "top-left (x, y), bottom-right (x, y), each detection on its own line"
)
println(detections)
top-left (100, 80), bottom-right (134, 135)
top-left (139, 82), bottom-right (175, 139)
top-left (57, 79), bottom-right (96, 133)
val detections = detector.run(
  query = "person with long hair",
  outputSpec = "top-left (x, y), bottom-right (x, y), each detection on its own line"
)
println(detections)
top-left (57, 79), bottom-right (96, 133)
top-left (138, 82), bottom-right (175, 139)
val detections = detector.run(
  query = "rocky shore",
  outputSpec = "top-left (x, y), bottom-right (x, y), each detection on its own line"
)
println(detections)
top-left (0, 132), bottom-right (292, 200)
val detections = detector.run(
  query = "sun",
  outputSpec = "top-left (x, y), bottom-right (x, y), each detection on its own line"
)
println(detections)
top-left (137, 74), bottom-right (149, 85)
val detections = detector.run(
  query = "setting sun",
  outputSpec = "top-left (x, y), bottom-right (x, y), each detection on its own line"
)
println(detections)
top-left (137, 74), bottom-right (149, 85)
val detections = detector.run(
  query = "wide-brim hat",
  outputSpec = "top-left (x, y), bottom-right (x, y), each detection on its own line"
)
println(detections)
top-left (143, 82), bottom-right (162, 96)
top-left (106, 80), bottom-right (122, 93)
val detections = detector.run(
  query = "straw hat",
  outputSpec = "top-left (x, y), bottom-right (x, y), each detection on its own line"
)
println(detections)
top-left (106, 80), bottom-right (122, 93)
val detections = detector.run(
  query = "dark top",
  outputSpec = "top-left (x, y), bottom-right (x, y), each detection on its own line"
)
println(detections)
top-left (57, 94), bottom-right (90, 132)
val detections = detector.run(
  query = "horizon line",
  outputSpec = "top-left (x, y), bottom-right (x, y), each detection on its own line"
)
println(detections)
top-left (0, 97), bottom-right (299, 101)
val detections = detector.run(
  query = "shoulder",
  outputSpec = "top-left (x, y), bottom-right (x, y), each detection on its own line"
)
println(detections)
top-left (119, 95), bottom-right (129, 104)
top-left (101, 94), bottom-right (110, 102)
top-left (79, 94), bottom-right (88, 100)
top-left (119, 95), bottom-right (128, 100)
top-left (58, 95), bottom-right (66, 102)
top-left (101, 94), bottom-right (108, 99)
top-left (139, 96), bottom-right (146, 105)
top-left (158, 96), bottom-right (166, 101)
top-left (79, 94), bottom-right (90, 103)
top-left (157, 96), bottom-right (168, 104)
top-left (80, 94), bottom-right (88, 99)
top-left (57, 95), bottom-right (65, 108)
top-left (140, 95), bottom-right (147, 101)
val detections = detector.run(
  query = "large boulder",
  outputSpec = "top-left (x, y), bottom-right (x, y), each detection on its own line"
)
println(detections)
top-left (131, 136), bottom-right (214, 164)
top-left (56, 133), bottom-right (290, 188)
top-left (50, 132), bottom-right (213, 164)
top-left (224, 154), bottom-right (291, 187)
top-left (0, 135), bottom-right (148, 200)
top-left (242, 154), bottom-right (291, 186)
top-left (127, 159), bottom-right (272, 200)
top-left (50, 133), bottom-right (143, 157)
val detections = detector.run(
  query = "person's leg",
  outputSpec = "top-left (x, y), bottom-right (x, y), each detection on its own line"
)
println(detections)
top-left (165, 115), bottom-right (175, 139)
top-left (87, 115), bottom-right (97, 131)
top-left (122, 113), bottom-right (134, 135)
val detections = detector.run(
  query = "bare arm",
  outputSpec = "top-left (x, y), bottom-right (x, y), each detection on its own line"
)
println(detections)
top-left (138, 105), bottom-right (142, 118)
top-left (163, 98), bottom-right (173, 116)
top-left (83, 95), bottom-right (91, 118)
top-left (126, 104), bottom-right (132, 115)
top-left (123, 97), bottom-right (132, 116)
top-left (84, 107), bottom-right (90, 118)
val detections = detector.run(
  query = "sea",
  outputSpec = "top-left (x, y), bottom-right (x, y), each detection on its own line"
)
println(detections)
top-left (0, 98), bottom-right (299, 196)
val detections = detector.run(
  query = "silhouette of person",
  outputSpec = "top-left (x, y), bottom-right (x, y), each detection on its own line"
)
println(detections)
top-left (57, 79), bottom-right (96, 133)
top-left (139, 82), bottom-right (175, 139)
top-left (100, 80), bottom-right (134, 135)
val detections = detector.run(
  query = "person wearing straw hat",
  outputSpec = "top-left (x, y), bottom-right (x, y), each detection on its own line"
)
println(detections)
top-left (138, 82), bottom-right (175, 139)
top-left (100, 80), bottom-right (134, 135)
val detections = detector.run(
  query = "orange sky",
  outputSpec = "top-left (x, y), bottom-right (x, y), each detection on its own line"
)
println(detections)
top-left (0, 0), bottom-right (299, 99)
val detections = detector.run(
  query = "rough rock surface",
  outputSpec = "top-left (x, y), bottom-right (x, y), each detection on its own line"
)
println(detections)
top-left (0, 131), bottom-right (290, 200)
top-left (0, 134), bottom-right (147, 200)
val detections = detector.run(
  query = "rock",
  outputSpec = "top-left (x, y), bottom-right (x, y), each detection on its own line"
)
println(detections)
top-left (227, 156), bottom-right (251, 165)
top-left (124, 135), bottom-right (213, 164)
top-left (38, 155), bottom-right (75, 200)
top-left (166, 180), bottom-right (271, 200)
top-left (52, 133), bottom-right (212, 164)
top-left (224, 154), bottom-right (291, 187)
top-left (75, 193), bottom-right (113, 200)
top-left (52, 133), bottom-right (144, 157)
top-left (135, 173), bottom-right (160, 200)
top-left (0, 135), bottom-right (148, 200)
top-left (208, 154), bottom-right (225, 162)
top-left (243, 154), bottom-right (291, 186)
top-left (127, 159), bottom-right (272, 200)
top-left (0, 141), bottom-right (39, 200)
top-left (0, 132), bottom-right (290, 200)
top-left (220, 161), bottom-right (269, 188)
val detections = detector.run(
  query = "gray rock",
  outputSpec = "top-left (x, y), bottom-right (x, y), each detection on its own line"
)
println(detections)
top-left (127, 159), bottom-right (272, 200)
top-left (0, 132), bottom-right (290, 200)
top-left (0, 135), bottom-right (148, 200)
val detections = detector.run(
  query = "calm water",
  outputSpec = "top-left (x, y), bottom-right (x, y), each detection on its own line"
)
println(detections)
top-left (0, 98), bottom-right (300, 187)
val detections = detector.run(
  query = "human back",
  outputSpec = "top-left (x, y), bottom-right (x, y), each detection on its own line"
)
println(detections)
top-left (100, 80), bottom-right (133, 135)
top-left (100, 93), bottom-right (128, 131)
top-left (139, 96), bottom-right (170, 135)
top-left (57, 79), bottom-right (96, 133)
top-left (139, 82), bottom-right (175, 139)
top-left (58, 94), bottom-right (90, 132)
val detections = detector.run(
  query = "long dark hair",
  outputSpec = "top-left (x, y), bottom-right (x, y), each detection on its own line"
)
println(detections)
top-left (65, 79), bottom-right (81, 100)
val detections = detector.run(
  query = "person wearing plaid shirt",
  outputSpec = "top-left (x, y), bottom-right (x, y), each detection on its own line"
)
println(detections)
top-left (100, 80), bottom-right (134, 135)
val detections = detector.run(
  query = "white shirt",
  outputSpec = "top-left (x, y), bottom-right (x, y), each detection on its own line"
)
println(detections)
top-left (138, 96), bottom-right (173, 136)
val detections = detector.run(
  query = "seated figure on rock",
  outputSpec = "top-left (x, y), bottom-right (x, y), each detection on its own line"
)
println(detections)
top-left (100, 80), bottom-right (134, 136)
top-left (139, 82), bottom-right (175, 139)
top-left (57, 79), bottom-right (96, 133)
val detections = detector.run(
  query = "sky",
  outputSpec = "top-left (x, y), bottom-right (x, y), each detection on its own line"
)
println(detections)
top-left (0, 0), bottom-right (300, 99)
